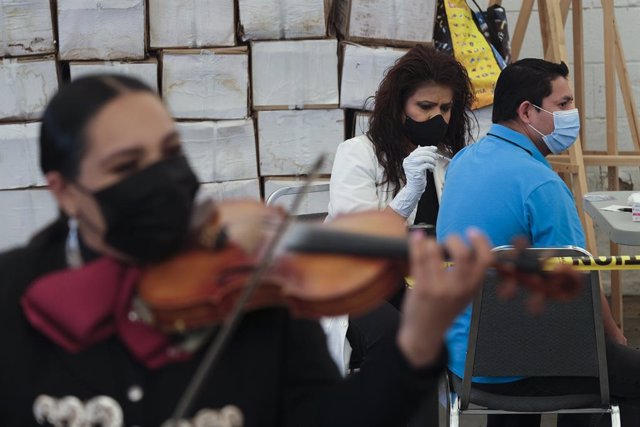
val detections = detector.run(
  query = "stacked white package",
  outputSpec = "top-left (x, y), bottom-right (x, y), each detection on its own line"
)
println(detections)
top-left (238, 0), bottom-right (327, 41)
top-left (149, 0), bottom-right (235, 48)
top-left (163, 48), bottom-right (249, 120)
top-left (198, 180), bottom-right (261, 201)
top-left (264, 177), bottom-right (329, 216)
top-left (0, 122), bottom-right (45, 189)
top-left (0, 0), bottom-right (55, 57)
top-left (69, 60), bottom-right (158, 92)
top-left (332, 0), bottom-right (436, 46)
top-left (257, 109), bottom-right (344, 176)
top-left (0, 189), bottom-right (57, 251)
top-left (251, 39), bottom-right (339, 110)
top-left (177, 119), bottom-right (258, 183)
top-left (340, 43), bottom-right (407, 110)
top-left (57, 0), bottom-right (145, 60)
top-left (353, 111), bottom-right (372, 137)
top-left (0, 58), bottom-right (59, 121)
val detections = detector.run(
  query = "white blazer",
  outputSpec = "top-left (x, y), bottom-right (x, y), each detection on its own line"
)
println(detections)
top-left (322, 134), bottom-right (449, 374)
top-left (327, 134), bottom-right (447, 221)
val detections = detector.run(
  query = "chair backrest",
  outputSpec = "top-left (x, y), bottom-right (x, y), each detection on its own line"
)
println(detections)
top-left (461, 246), bottom-right (610, 407)
top-left (265, 183), bottom-right (329, 221)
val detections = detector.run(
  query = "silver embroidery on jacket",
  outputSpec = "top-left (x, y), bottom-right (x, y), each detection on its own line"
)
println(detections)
top-left (161, 405), bottom-right (244, 427)
top-left (33, 395), bottom-right (243, 427)
top-left (33, 395), bottom-right (123, 427)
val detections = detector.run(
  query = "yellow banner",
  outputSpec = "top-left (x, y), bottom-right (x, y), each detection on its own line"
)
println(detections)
top-left (444, 0), bottom-right (501, 109)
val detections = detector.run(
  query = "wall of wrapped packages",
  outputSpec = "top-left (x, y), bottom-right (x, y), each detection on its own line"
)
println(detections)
top-left (0, 0), bottom-right (439, 250)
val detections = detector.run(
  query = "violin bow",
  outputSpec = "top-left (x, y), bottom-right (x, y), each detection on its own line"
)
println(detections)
top-left (170, 154), bottom-right (326, 424)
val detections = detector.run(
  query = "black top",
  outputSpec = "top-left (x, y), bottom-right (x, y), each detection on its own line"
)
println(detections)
top-left (0, 218), bottom-right (445, 426)
top-left (414, 171), bottom-right (440, 229)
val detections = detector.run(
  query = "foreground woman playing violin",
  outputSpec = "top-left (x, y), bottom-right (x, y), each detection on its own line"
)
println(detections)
top-left (0, 75), bottom-right (494, 426)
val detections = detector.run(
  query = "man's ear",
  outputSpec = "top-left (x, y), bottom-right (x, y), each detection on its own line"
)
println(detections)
top-left (515, 101), bottom-right (534, 124)
top-left (46, 172), bottom-right (78, 218)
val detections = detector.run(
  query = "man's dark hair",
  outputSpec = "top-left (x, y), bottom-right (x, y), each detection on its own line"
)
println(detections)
top-left (492, 58), bottom-right (569, 123)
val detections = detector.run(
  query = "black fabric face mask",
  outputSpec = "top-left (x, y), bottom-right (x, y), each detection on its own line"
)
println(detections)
top-left (404, 114), bottom-right (449, 147)
top-left (83, 155), bottom-right (200, 264)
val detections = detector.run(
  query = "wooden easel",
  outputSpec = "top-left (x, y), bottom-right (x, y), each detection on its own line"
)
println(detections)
top-left (490, 0), bottom-right (640, 327)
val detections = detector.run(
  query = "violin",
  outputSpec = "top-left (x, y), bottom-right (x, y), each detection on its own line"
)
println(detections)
top-left (137, 200), bottom-right (584, 334)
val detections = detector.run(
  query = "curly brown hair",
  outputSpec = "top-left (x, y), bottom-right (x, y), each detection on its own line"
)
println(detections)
top-left (367, 45), bottom-right (476, 193)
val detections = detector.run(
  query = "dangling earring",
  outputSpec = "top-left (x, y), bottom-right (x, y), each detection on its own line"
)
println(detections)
top-left (66, 217), bottom-right (83, 268)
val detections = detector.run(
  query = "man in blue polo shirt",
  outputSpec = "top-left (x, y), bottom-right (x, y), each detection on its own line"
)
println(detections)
top-left (437, 59), bottom-right (640, 426)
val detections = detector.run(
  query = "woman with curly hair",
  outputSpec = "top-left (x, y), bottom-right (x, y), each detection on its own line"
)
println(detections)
top-left (323, 45), bottom-right (476, 397)
top-left (329, 44), bottom-right (476, 227)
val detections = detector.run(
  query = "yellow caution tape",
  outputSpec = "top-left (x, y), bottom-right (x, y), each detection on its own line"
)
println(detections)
top-left (405, 256), bottom-right (640, 286)
top-left (543, 255), bottom-right (640, 271)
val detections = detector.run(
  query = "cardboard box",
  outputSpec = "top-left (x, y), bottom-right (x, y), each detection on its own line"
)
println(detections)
top-left (251, 39), bottom-right (339, 109)
top-left (149, 0), bottom-right (235, 48)
top-left (353, 111), bottom-right (371, 137)
top-left (332, 0), bottom-right (436, 46)
top-left (340, 43), bottom-right (407, 110)
top-left (163, 48), bottom-right (249, 119)
top-left (0, 189), bottom-right (57, 252)
top-left (177, 119), bottom-right (258, 183)
top-left (0, 0), bottom-right (55, 57)
top-left (198, 179), bottom-right (261, 201)
top-left (0, 122), bottom-right (45, 189)
top-left (257, 109), bottom-right (344, 175)
top-left (0, 57), bottom-right (59, 121)
top-left (69, 59), bottom-right (158, 92)
top-left (57, 0), bottom-right (145, 60)
top-left (239, 0), bottom-right (327, 41)
top-left (264, 177), bottom-right (329, 216)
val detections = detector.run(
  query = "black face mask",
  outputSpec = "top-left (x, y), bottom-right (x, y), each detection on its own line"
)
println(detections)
top-left (404, 114), bottom-right (449, 147)
top-left (80, 156), bottom-right (200, 264)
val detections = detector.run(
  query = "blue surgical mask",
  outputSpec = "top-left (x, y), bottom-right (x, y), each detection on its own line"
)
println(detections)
top-left (527, 104), bottom-right (580, 154)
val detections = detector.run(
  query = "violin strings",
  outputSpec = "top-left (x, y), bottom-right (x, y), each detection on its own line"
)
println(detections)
top-left (170, 154), bottom-right (327, 424)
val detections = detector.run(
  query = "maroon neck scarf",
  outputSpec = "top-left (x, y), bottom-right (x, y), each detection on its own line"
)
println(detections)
top-left (21, 257), bottom-right (191, 369)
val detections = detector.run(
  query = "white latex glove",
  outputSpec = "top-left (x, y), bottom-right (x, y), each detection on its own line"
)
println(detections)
top-left (388, 146), bottom-right (439, 218)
